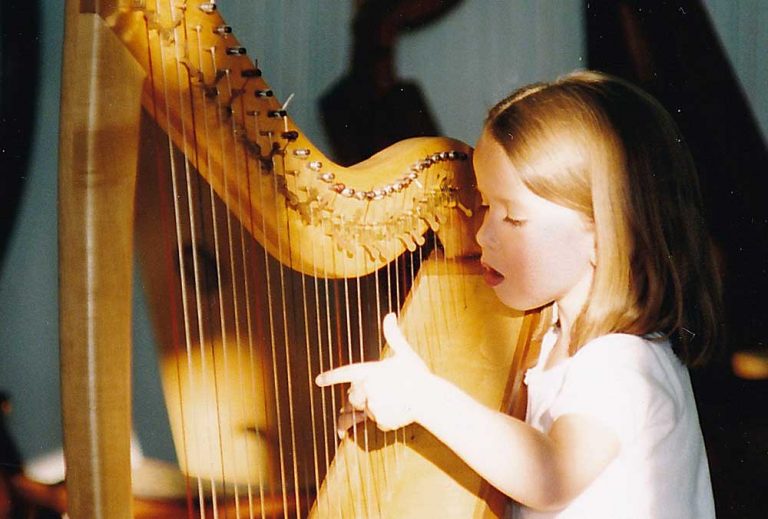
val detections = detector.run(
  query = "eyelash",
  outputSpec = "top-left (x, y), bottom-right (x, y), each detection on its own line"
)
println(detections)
top-left (480, 202), bottom-right (525, 226)
top-left (481, 206), bottom-right (525, 227)
top-left (504, 216), bottom-right (525, 227)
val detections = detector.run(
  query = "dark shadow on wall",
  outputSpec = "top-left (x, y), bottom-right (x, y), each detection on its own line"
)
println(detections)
top-left (320, 0), bottom-right (463, 166)
top-left (0, 0), bottom-right (40, 268)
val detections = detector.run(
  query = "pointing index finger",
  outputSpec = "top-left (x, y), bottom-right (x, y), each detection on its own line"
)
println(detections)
top-left (315, 362), bottom-right (376, 387)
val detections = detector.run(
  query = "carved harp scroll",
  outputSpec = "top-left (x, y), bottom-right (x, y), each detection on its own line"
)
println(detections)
top-left (58, 1), bottom-right (540, 518)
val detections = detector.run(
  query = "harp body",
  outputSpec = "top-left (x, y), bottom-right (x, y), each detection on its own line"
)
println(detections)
top-left (58, 1), bottom-right (540, 517)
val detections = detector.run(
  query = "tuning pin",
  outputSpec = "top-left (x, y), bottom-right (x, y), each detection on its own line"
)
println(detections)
top-left (199, 2), bottom-right (217, 14)
top-left (241, 68), bottom-right (262, 78)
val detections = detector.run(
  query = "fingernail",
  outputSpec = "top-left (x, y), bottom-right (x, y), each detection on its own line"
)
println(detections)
top-left (337, 429), bottom-right (346, 440)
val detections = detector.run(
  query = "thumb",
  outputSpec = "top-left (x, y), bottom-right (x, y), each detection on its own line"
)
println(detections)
top-left (382, 313), bottom-right (417, 359)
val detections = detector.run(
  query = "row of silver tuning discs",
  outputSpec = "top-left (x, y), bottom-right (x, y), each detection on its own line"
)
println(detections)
top-left (330, 182), bottom-right (401, 201)
top-left (313, 150), bottom-right (468, 202)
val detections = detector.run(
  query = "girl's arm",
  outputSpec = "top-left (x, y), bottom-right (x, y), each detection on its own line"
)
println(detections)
top-left (316, 314), bottom-right (620, 512)
top-left (416, 374), bottom-right (619, 510)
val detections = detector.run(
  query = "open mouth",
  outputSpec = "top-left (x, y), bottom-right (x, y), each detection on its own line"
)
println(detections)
top-left (481, 263), bottom-right (505, 287)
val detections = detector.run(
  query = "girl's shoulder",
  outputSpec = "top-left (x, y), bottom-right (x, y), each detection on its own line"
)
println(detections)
top-left (562, 333), bottom-right (691, 427)
top-left (571, 332), bottom-right (683, 377)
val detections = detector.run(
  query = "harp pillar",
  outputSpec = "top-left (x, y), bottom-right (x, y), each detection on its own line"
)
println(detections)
top-left (58, 3), bottom-right (145, 517)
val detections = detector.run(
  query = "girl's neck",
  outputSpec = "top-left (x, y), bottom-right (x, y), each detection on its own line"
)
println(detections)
top-left (552, 301), bottom-right (575, 338)
top-left (544, 324), bottom-right (571, 370)
top-left (553, 263), bottom-right (594, 340)
top-left (545, 299), bottom-right (580, 369)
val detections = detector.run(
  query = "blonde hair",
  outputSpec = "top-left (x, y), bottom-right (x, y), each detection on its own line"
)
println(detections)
top-left (486, 70), bottom-right (722, 366)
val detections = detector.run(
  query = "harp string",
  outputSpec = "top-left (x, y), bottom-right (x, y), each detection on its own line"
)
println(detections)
top-left (229, 28), bottom-right (294, 515)
top-left (159, 1), bottom-right (245, 514)
top-left (141, 2), bottom-right (477, 516)
top-left (215, 61), bottom-right (239, 512)
top-left (206, 40), bottom-right (251, 514)
top-left (366, 214), bottom-right (387, 516)
top-left (243, 106), bottom-right (278, 518)
top-left (307, 214), bottom-right (335, 500)
top-left (171, 1), bottom-right (226, 514)
top-left (225, 52), bottom-right (275, 515)
top-left (279, 134), bottom-right (329, 510)
top-left (367, 213), bottom-right (389, 517)
top-left (307, 204), bottom-right (334, 492)
top-left (197, 31), bottom-right (234, 516)
top-left (322, 247), bottom-right (341, 517)
top-left (142, 12), bottom-right (200, 513)
top-left (147, 0), bottom-right (212, 513)
top-left (371, 227), bottom-right (392, 496)
top-left (361, 254), bottom-right (382, 518)
top-left (241, 108), bottom-right (271, 519)
top-left (271, 137), bottom-right (305, 517)
top-left (341, 253), bottom-right (367, 518)
top-left (187, 14), bottom-right (231, 517)
top-left (300, 202), bottom-right (323, 504)
top-left (255, 116), bottom-right (290, 515)
top-left (269, 136), bottom-right (312, 506)
top-left (287, 121), bottom-right (320, 512)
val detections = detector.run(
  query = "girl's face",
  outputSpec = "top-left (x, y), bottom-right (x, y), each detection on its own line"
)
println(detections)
top-left (474, 130), bottom-right (595, 317)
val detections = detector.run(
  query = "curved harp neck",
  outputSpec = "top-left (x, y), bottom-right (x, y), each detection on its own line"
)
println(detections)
top-left (91, 1), bottom-right (479, 278)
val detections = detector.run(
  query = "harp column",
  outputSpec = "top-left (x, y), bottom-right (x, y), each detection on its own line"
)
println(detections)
top-left (58, 2), bottom-right (145, 517)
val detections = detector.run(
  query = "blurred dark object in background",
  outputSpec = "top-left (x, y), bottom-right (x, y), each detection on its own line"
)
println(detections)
top-left (320, 0), bottom-right (463, 166)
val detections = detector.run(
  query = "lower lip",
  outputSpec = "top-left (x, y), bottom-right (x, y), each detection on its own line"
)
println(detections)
top-left (482, 266), bottom-right (505, 287)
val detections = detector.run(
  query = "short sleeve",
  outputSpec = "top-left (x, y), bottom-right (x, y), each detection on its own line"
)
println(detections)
top-left (547, 335), bottom-right (677, 447)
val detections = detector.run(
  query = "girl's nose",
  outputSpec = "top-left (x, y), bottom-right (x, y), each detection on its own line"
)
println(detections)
top-left (475, 215), bottom-right (498, 250)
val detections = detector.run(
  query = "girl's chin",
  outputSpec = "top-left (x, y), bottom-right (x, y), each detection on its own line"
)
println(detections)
top-left (492, 288), bottom-right (539, 313)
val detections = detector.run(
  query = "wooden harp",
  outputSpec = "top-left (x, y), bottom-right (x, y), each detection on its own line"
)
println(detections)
top-left (58, 1), bottom-right (540, 517)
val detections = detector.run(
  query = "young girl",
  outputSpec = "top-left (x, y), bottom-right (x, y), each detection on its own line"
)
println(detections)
top-left (316, 70), bottom-right (721, 518)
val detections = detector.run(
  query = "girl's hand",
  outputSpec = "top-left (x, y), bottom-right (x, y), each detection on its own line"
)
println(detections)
top-left (315, 313), bottom-right (433, 437)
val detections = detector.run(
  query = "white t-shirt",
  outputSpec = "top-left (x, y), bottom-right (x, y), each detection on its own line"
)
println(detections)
top-left (511, 330), bottom-right (715, 519)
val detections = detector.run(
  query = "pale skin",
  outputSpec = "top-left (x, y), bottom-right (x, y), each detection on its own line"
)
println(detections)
top-left (315, 130), bottom-right (620, 512)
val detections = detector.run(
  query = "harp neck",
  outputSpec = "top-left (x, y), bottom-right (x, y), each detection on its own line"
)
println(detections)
top-left (88, 1), bottom-right (479, 278)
